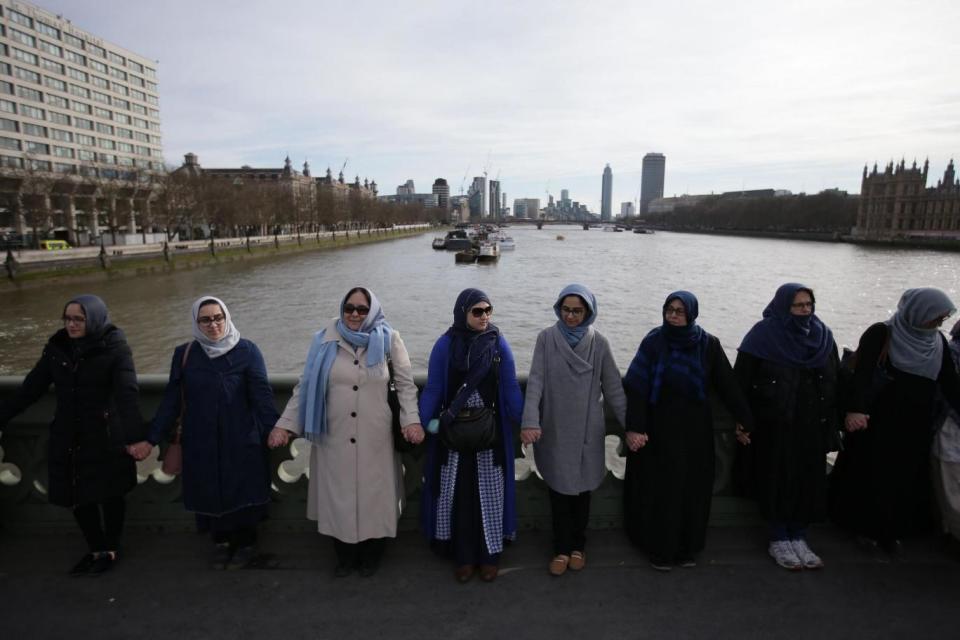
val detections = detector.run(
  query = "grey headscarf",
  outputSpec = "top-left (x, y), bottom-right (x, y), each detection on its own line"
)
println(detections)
top-left (65, 294), bottom-right (111, 345)
top-left (886, 288), bottom-right (956, 380)
top-left (191, 295), bottom-right (241, 359)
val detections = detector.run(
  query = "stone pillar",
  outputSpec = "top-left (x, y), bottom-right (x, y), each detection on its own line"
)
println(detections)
top-left (141, 199), bottom-right (151, 244)
top-left (65, 196), bottom-right (78, 246)
top-left (88, 199), bottom-right (100, 240)
top-left (108, 197), bottom-right (117, 245)
top-left (14, 194), bottom-right (26, 235)
top-left (127, 198), bottom-right (136, 238)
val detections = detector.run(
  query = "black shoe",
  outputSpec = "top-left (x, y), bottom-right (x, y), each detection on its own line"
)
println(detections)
top-left (334, 561), bottom-right (354, 578)
top-left (89, 551), bottom-right (117, 576)
top-left (358, 555), bottom-right (380, 577)
top-left (210, 542), bottom-right (233, 570)
top-left (226, 545), bottom-right (257, 570)
top-left (649, 557), bottom-right (672, 572)
top-left (69, 553), bottom-right (96, 576)
top-left (677, 556), bottom-right (697, 568)
top-left (879, 539), bottom-right (903, 556)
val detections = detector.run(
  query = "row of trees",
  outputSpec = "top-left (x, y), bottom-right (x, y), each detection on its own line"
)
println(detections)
top-left (641, 191), bottom-right (858, 233)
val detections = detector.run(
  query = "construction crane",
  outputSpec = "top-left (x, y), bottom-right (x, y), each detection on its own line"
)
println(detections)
top-left (340, 158), bottom-right (349, 178)
top-left (459, 164), bottom-right (470, 195)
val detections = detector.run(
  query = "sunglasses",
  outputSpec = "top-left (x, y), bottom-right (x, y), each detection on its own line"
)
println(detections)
top-left (343, 304), bottom-right (370, 316)
top-left (470, 306), bottom-right (494, 318)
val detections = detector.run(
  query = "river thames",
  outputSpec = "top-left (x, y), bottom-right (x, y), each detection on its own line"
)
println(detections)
top-left (1, 226), bottom-right (958, 376)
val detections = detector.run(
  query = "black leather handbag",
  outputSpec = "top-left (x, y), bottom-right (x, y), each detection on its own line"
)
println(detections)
top-left (439, 355), bottom-right (500, 453)
top-left (387, 358), bottom-right (417, 453)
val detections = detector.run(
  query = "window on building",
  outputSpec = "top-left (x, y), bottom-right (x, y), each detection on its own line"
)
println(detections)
top-left (0, 136), bottom-right (21, 150)
top-left (36, 22), bottom-right (60, 39)
top-left (117, 141), bottom-right (133, 153)
top-left (37, 40), bottom-right (62, 57)
top-left (94, 106), bottom-right (111, 119)
top-left (17, 86), bottom-right (43, 102)
top-left (113, 82), bottom-right (128, 96)
top-left (133, 131), bottom-right (149, 142)
top-left (45, 94), bottom-right (68, 108)
top-left (14, 66), bottom-right (41, 84)
top-left (48, 111), bottom-right (70, 125)
top-left (114, 126), bottom-right (131, 138)
top-left (69, 84), bottom-right (90, 98)
top-left (52, 145), bottom-right (74, 158)
top-left (117, 156), bottom-right (133, 166)
top-left (23, 123), bottom-right (47, 137)
top-left (95, 122), bottom-right (113, 135)
top-left (8, 10), bottom-right (33, 28)
top-left (145, 67), bottom-right (157, 79)
top-left (66, 67), bottom-right (88, 82)
top-left (130, 89), bottom-right (146, 101)
top-left (89, 59), bottom-right (108, 74)
top-left (29, 158), bottom-right (52, 171)
top-left (132, 117), bottom-right (147, 128)
top-left (44, 76), bottom-right (66, 91)
top-left (87, 43), bottom-right (106, 58)
top-left (91, 90), bottom-right (110, 104)
top-left (145, 81), bottom-right (158, 92)
top-left (131, 103), bottom-right (146, 115)
top-left (51, 128), bottom-right (72, 142)
top-left (0, 155), bottom-right (24, 168)
top-left (71, 101), bottom-right (91, 114)
top-left (53, 162), bottom-right (75, 174)
top-left (74, 117), bottom-right (93, 130)
top-left (90, 75), bottom-right (108, 89)
top-left (109, 67), bottom-right (127, 81)
top-left (9, 28), bottom-right (36, 47)
top-left (146, 94), bottom-right (159, 106)
top-left (0, 117), bottom-right (17, 132)
top-left (40, 58), bottom-right (64, 74)
top-left (129, 75), bottom-right (145, 87)
top-left (20, 104), bottom-right (45, 119)
top-left (99, 152), bottom-right (116, 163)
top-left (114, 113), bottom-right (130, 124)
top-left (114, 98), bottom-right (130, 110)
top-left (78, 148), bottom-right (95, 160)
top-left (148, 108), bottom-right (159, 118)
top-left (64, 50), bottom-right (86, 66)
top-left (107, 51), bottom-right (125, 65)
top-left (98, 139), bottom-right (115, 150)
top-left (0, 62), bottom-right (10, 76)
top-left (135, 145), bottom-right (149, 156)
top-left (0, 80), bottom-right (11, 95)
top-left (0, 99), bottom-right (17, 114)
top-left (12, 49), bottom-right (39, 66)
top-left (62, 33), bottom-right (84, 48)
top-left (78, 164), bottom-right (97, 177)
top-left (26, 141), bottom-right (49, 154)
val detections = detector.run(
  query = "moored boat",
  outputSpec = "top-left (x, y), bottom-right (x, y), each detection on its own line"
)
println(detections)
top-left (476, 242), bottom-right (500, 263)
top-left (432, 237), bottom-right (447, 249)
top-left (455, 249), bottom-right (478, 263)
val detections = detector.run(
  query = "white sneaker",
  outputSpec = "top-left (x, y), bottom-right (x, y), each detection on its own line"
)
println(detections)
top-left (768, 540), bottom-right (802, 570)
top-left (790, 539), bottom-right (824, 569)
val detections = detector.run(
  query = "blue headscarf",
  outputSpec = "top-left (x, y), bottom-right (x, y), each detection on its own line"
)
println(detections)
top-left (624, 290), bottom-right (709, 405)
top-left (553, 283), bottom-right (597, 347)
top-left (299, 287), bottom-right (393, 441)
top-left (64, 294), bottom-right (113, 349)
top-left (442, 288), bottom-right (500, 422)
top-left (886, 287), bottom-right (956, 380)
top-left (738, 283), bottom-right (834, 369)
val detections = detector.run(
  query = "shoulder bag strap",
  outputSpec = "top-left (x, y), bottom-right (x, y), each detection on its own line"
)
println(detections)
top-left (173, 341), bottom-right (194, 443)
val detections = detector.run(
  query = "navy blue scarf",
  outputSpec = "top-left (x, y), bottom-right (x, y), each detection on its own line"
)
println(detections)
top-left (624, 291), bottom-right (709, 405)
top-left (442, 288), bottom-right (499, 422)
top-left (738, 283), bottom-right (834, 369)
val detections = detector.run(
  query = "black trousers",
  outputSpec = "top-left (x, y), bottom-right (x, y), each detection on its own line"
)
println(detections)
top-left (72, 496), bottom-right (126, 553)
top-left (549, 489), bottom-right (591, 556)
top-left (333, 538), bottom-right (386, 566)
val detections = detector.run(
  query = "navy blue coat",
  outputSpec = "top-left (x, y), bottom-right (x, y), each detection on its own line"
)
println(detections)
top-left (149, 339), bottom-right (279, 517)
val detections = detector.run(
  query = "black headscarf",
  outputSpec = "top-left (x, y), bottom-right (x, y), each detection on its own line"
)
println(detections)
top-left (738, 283), bottom-right (834, 368)
top-left (441, 288), bottom-right (499, 421)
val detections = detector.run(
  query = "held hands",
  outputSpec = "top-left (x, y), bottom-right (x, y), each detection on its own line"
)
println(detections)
top-left (520, 428), bottom-right (542, 445)
top-left (734, 423), bottom-right (751, 446)
top-left (126, 441), bottom-right (153, 461)
top-left (267, 427), bottom-right (294, 449)
top-left (402, 423), bottom-right (425, 445)
top-left (624, 431), bottom-right (649, 452)
top-left (844, 412), bottom-right (870, 432)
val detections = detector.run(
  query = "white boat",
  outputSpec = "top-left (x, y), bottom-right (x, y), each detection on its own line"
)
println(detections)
top-left (476, 241), bottom-right (500, 263)
top-left (497, 234), bottom-right (516, 250)
top-left (602, 224), bottom-right (616, 232)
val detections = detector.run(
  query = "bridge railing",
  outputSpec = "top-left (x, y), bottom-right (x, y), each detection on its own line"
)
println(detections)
top-left (0, 374), bottom-right (756, 532)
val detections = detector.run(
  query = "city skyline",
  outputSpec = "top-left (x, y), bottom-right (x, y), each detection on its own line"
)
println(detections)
top-left (24, 0), bottom-right (960, 212)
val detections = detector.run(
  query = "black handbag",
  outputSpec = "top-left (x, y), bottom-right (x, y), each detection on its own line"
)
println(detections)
top-left (387, 358), bottom-right (417, 453)
top-left (439, 355), bottom-right (500, 453)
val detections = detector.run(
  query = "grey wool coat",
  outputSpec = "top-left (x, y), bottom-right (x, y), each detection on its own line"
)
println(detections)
top-left (275, 319), bottom-right (420, 543)
top-left (522, 325), bottom-right (627, 495)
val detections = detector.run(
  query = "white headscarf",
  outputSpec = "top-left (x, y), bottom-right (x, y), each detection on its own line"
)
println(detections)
top-left (886, 288), bottom-right (956, 380)
top-left (191, 295), bottom-right (241, 359)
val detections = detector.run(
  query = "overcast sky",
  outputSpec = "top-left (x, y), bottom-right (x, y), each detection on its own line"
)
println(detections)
top-left (33, 0), bottom-right (960, 211)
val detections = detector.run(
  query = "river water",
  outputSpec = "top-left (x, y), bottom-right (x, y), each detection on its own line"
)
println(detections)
top-left (1, 226), bottom-right (958, 376)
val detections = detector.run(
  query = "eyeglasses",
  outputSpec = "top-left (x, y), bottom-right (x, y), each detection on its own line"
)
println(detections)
top-left (664, 306), bottom-right (686, 317)
top-left (343, 304), bottom-right (370, 317)
top-left (470, 306), bottom-right (494, 318)
top-left (62, 315), bottom-right (86, 325)
top-left (197, 314), bottom-right (226, 326)
top-left (561, 306), bottom-right (585, 316)
top-left (791, 302), bottom-right (814, 310)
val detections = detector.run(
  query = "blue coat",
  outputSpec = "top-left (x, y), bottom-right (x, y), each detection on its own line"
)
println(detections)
top-left (418, 334), bottom-right (524, 541)
top-left (149, 339), bottom-right (279, 516)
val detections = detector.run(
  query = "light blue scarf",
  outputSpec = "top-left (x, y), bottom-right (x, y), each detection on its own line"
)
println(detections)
top-left (553, 283), bottom-right (597, 347)
top-left (299, 288), bottom-right (393, 441)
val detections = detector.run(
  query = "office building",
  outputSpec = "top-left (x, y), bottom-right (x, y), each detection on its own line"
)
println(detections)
top-left (488, 179), bottom-right (500, 219)
top-left (601, 164), bottom-right (612, 221)
top-left (640, 153), bottom-right (666, 215)
top-left (620, 201), bottom-right (635, 217)
top-left (470, 175), bottom-right (487, 217)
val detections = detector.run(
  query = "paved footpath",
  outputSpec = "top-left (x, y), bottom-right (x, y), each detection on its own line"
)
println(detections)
top-left (1, 525), bottom-right (958, 640)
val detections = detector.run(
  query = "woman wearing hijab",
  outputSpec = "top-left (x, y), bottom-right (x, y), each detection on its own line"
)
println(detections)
top-left (735, 283), bottom-right (840, 570)
top-left (0, 295), bottom-right (143, 575)
top-left (272, 287), bottom-right (422, 577)
top-left (521, 284), bottom-right (626, 576)
top-left (830, 287), bottom-right (960, 553)
top-left (130, 296), bottom-right (281, 570)
top-left (622, 291), bottom-right (752, 571)
top-left (931, 319), bottom-right (960, 543)
top-left (419, 288), bottom-right (524, 583)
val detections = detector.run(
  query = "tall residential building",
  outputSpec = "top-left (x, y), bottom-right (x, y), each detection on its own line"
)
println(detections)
top-left (601, 164), bottom-right (612, 222)
top-left (432, 178), bottom-right (449, 210)
top-left (0, 1), bottom-right (162, 177)
top-left (396, 179), bottom-right (415, 195)
top-left (640, 153), bottom-right (666, 215)
top-left (488, 179), bottom-right (500, 219)
top-left (513, 198), bottom-right (540, 218)
top-left (620, 201), bottom-right (635, 217)
top-left (470, 175), bottom-right (487, 217)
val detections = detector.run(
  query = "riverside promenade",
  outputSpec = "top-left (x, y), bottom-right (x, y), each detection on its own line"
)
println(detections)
top-left (0, 525), bottom-right (957, 639)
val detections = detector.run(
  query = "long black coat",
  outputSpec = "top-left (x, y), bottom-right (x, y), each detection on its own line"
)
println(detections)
top-left (0, 326), bottom-right (144, 507)
top-left (734, 345), bottom-right (841, 524)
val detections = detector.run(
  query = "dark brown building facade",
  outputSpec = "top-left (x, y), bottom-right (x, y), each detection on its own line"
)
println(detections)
top-left (855, 159), bottom-right (960, 238)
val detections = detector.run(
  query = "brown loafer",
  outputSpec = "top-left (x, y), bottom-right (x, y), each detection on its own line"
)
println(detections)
top-left (454, 564), bottom-right (475, 583)
top-left (568, 550), bottom-right (586, 571)
top-left (479, 564), bottom-right (498, 582)
top-left (549, 554), bottom-right (570, 576)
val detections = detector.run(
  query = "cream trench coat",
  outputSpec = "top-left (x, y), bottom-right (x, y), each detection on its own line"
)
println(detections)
top-left (276, 319), bottom-right (420, 543)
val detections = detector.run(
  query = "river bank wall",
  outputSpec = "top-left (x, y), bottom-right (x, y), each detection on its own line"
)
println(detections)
top-left (647, 225), bottom-right (960, 250)
top-left (1, 224), bottom-right (431, 291)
